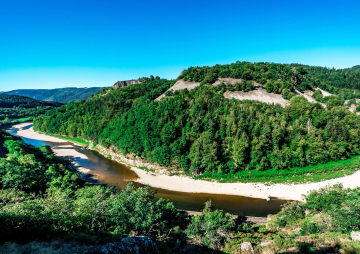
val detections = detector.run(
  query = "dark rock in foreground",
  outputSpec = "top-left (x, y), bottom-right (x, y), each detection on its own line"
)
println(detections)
top-left (59, 236), bottom-right (159, 254)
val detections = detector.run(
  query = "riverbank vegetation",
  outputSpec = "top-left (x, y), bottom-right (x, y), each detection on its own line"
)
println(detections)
top-left (1, 129), bottom-right (360, 253)
top-left (34, 62), bottom-right (360, 182)
top-left (195, 152), bottom-right (360, 184)
top-left (37, 132), bottom-right (91, 147)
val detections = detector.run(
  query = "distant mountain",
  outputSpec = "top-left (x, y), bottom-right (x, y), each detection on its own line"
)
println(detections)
top-left (2, 87), bottom-right (106, 103)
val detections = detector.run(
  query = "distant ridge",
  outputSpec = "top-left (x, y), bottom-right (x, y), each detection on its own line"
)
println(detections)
top-left (3, 87), bottom-right (106, 103)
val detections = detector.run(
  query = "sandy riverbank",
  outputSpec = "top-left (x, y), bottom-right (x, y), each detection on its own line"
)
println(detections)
top-left (12, 122), bottom-right (360, 201)
top-left (12, 123), bottom-right (88, 160)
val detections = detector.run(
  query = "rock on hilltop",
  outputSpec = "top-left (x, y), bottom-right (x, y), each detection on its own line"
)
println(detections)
top-left (112, 80), bottom-right (141, 89)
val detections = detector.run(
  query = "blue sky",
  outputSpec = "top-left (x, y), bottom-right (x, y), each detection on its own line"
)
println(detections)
top-left (1, 0), bottom-right (360, 91)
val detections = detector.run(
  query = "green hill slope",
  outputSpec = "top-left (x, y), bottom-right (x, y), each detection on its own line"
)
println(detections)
top-left (3, 87), bottom-right (106, 103)
top-left (33, 62), bottom-right (360, 181)
top-left (0, 94), bottom-right (62, 125)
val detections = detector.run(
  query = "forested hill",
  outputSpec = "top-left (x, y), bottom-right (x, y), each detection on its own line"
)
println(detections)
top-left (179, 62), bottom-right (360, 95)
top-left (0, 94), bottom-right (62, 125)
top-left (3, 87), bottom-right (106, 103)
top-left (34, 61), bottom-right (360, 179)
top-left (347, 65), bottom-right (360, 73)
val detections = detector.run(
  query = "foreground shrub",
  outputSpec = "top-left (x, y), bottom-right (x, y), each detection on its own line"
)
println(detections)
top-left (0, 183), bottom-right (179, 243)
top-left (185, 200), bottom-right (235, 250)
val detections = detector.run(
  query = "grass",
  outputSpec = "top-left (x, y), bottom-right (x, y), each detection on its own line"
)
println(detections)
top-left (8, 117), bottom-right (33, 123)
top-left (92, 146), bottom-right (100, 152)
top-left (40, 133), bottom-right (90, 147)
top-left (195, 155), bottom-right (360, 184)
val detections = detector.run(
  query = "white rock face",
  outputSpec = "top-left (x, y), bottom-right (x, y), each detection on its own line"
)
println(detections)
top-left (154, 79), bottom-right (200, 101)
top-left (351, 231), bottom-right (360, 242)
top-left (241, 242), bottom-right (254, 253)
top-left (260, 240), bottom-right (274, 246)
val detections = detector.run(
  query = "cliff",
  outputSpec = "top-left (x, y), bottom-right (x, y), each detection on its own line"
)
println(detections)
top-left (112, 80), bottom-right (141, 89)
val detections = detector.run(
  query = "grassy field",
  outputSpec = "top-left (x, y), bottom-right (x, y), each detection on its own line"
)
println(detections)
top-left (195, 155), bottom-right (360, 184)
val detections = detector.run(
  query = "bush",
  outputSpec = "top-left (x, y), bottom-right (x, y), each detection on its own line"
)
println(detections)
top-left (299, 220), bottom-right (320, 235)
top-left (303, 184), bottom-right (347, 212)
top-left (185, 200), bottom-right (235, 250)
top-left (0, 184), bottom-right (179, 243)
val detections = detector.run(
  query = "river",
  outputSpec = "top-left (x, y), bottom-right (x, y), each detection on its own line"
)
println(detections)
top-left (8, 125), bottom-right (287, 216)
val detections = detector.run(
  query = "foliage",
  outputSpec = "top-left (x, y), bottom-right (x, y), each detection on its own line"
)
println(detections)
top-left (0, 130), bottom-right (85, 193)
top-left (2, 125), bottom-right (360, 253)
top-left (34, 72), bottom-right (360, 178)
top-left (274, 184), bottom-right (360, 234)
top-left (185, 201), bottom-right (235, 250)
top-left (0, 129), bottom-right (179, 244)
top-left (303, 183), bottom-right (347, 212)
top-left (0, 184), bottom-right (178, 243)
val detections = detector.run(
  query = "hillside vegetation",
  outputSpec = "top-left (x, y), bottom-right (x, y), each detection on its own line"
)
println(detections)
top-left (0, 94), bottom-right (62, 126)
top-left (34, 62), bottom-right (360, 181)
top-left (3, 87), bottom-right (105, 103)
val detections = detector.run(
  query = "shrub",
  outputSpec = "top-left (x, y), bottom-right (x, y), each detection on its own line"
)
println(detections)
top-left (303, 184), bottom-right (347, 212)
top-left (299, 221), bottom-right (321, 235)
top-left (185, 200), bottom-right (235, 250)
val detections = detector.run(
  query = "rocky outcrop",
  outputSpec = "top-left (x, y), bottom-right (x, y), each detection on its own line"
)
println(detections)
top-left (112, 80), bottom-right (141, 90)
top-left (59, 236), bottom-right (159, 254)
top-left (178, 70), bottom-right (186, 78)
top-left (351, 231), bottom-right (360, 242)
top-left (241, 242), bottom-right (254, 253)
top-left (93, 144), bottom-right (168, 173)
top-left (154, 79), bottom-right (200, 101)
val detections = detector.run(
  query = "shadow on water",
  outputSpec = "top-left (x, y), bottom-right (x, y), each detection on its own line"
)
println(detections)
top-left (8, 126), bottom-right (288, 216)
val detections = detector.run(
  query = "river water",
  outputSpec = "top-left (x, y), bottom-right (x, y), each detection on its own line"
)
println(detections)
top-left (8, 126), bottom-right (287, 217)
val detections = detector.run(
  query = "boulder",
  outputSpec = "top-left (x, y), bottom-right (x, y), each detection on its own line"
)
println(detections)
top-left (351, 231), bottom-right (360, 242)
top-left (260, 240), bottom-right (274, 246)
top-left (241, 242), bottom-right (254, 254)
top-left (59, 236), bottom-right (159, 254)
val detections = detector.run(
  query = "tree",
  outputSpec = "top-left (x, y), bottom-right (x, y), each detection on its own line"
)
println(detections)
top-left (188, 132), bottom-right (219, 173)
top-left (232, 135), bottom-right (249, 169)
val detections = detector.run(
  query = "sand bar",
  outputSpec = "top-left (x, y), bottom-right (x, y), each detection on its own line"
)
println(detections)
top-left (131, 166), bottom-right (360, 201)
top-left (12, 123), bottom-right (88, 160)
top-left (12, 123), bottom-right (360, 201)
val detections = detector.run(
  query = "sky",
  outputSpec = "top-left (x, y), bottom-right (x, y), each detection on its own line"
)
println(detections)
top-left (1, 0), bottom-right (360, 91)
